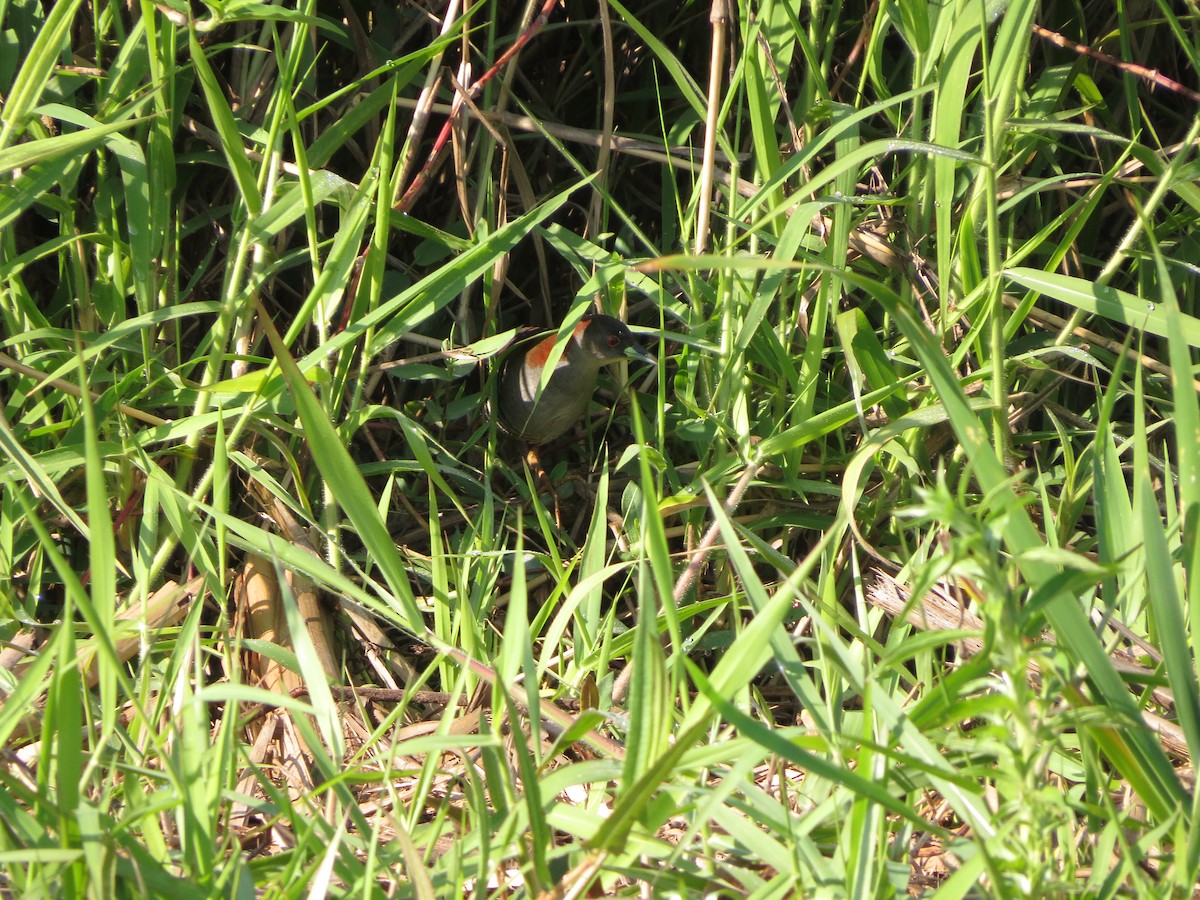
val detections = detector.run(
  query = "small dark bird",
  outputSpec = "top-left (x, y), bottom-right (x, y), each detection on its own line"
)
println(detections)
top-left (497, 314), bottom-right (655, 444)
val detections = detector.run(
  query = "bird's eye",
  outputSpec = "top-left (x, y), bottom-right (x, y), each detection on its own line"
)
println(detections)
top-left (607, 335), bottom-right (620, 348)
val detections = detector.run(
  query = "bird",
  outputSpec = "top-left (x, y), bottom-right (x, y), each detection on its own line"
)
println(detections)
top-left (496, 313), bottom-right (655, 444)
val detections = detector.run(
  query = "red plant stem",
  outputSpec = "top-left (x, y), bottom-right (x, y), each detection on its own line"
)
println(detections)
top-left (395, 0), bottom-right (560, 213)
top-left (1032, 22), bottom-right (1200, 104)
top-left (334, 1), bottom-right (560, 333)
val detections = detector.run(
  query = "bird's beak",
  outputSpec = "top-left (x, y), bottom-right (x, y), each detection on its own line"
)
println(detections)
top-left (625, 343), bottom-right (657, 366)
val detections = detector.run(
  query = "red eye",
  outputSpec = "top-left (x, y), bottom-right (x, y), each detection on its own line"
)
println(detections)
top-left (607, 335), bottom-right (620, 348)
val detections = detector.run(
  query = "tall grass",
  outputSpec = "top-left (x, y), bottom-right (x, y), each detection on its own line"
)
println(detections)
top-left (1, 0), bottom-right (1198, 895)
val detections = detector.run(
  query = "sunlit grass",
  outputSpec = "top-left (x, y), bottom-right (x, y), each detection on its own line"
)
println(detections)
top-left (1, 1), bottom-right (1198, 895)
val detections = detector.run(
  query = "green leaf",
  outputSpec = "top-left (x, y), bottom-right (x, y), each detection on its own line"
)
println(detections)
top-left (0, 0), bottom-right (85, 150)
top-left (256, 305), bottom-right (426, 633)
top-left (188, 30), bottom-right (261, 215)
top-left (0, 116), bottom-right (149, 174)
top-left (1005, 266), bottom-right (1200, 348)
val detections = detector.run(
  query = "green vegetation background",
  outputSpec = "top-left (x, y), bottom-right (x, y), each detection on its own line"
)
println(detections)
top-left (1, 0), bottom-right (1199, 896)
